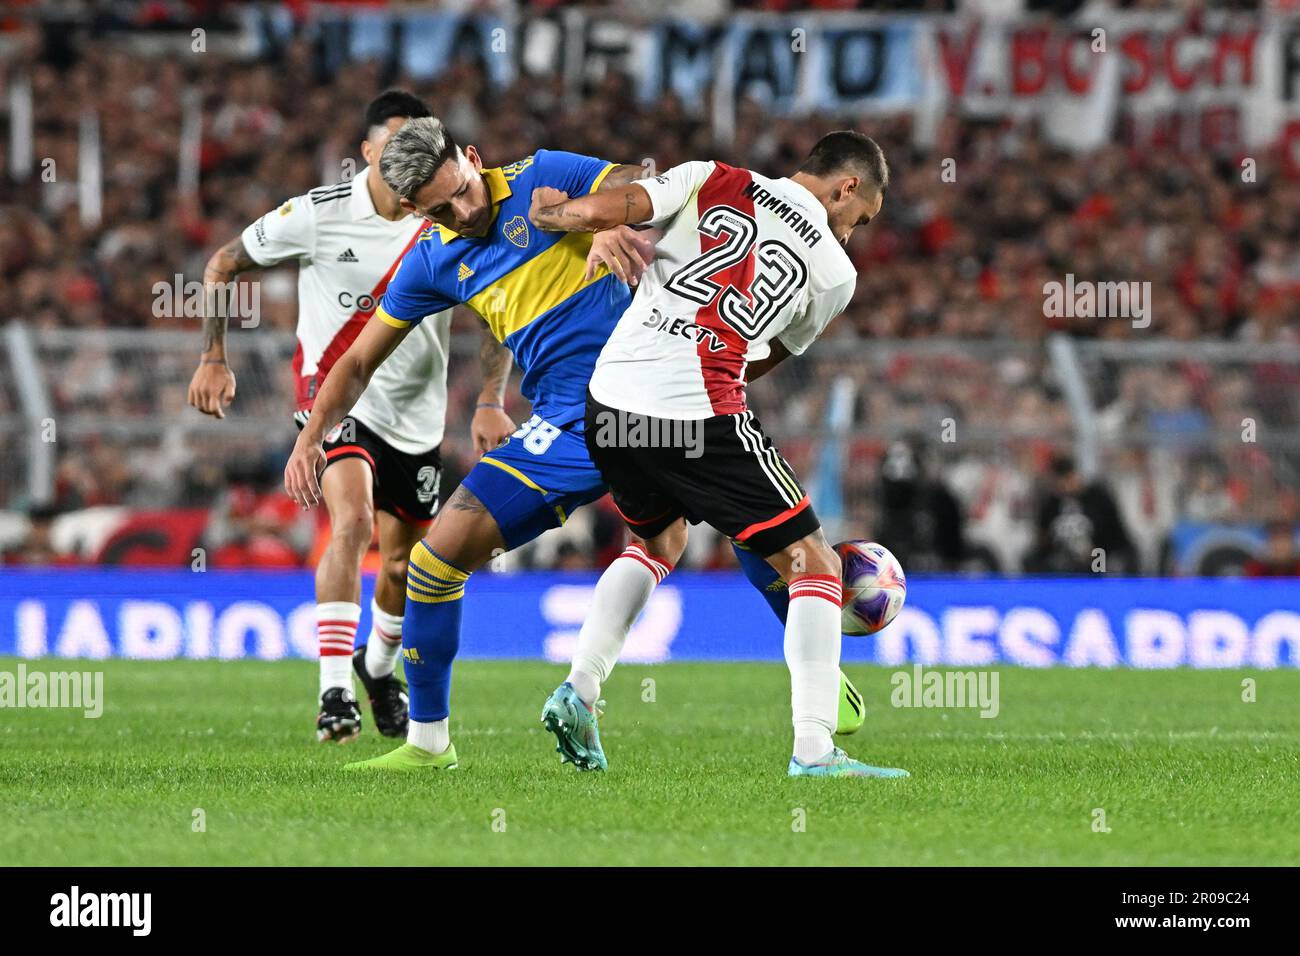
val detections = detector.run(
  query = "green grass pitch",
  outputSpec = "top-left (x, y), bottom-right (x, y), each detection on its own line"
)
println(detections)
top-left (1, 656), bottom-right (1297, 866)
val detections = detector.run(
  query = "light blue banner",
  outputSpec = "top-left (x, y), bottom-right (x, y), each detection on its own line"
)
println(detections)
top-left (0, 570), bottom-right (1295, 668)
top-left (642, 18), bottom-right (923, 113)
top-left (240, 10), bottom-right (922, 115)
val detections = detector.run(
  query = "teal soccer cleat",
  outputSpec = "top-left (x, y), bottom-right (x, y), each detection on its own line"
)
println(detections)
top-left (541, 682), bottom-right (608, 772)
top-left (788, 748), bottom-right (910, 779)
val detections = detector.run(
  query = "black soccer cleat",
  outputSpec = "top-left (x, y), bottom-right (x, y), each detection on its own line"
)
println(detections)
top-left (352, 647), bottom-right (409, 738)
top-left (317, 686), bottom-right (362, 743)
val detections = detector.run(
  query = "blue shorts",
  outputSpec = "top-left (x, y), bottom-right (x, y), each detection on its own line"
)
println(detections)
top-left (460, 413), bottom-right (607, 551)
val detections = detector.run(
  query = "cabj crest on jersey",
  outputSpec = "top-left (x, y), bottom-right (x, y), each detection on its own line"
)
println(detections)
top-left (503, 215), bottom-right (529, 248)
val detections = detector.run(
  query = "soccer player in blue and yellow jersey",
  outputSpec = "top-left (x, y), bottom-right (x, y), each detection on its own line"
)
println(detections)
top-left (283, 117), bottom-right (855, 772)
top-left (280, 117), bottom-right (665, 769)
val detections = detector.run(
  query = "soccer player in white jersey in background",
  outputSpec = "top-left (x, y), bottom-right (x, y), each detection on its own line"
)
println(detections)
top-left (188, 91), bottom-right (515, 743)
top-left (530, 130), bottom-right (910, 778)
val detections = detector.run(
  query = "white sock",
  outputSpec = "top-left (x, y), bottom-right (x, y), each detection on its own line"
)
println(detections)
top-left (785, 575), bottom-right (843, 764)
top-left (408, 718), bottom-right (450, 755)
top-left (365, 599), bottom-right (403, 678)
top-left (318, 601), bottom-right (361, 695)
top-left (566, 543), bottom-right (672, 706)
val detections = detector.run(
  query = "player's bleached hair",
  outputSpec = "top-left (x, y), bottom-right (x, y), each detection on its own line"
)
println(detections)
top-left (379, 116), bottom-right (461, 201)
top-left (799, 131), bottom-right (889, 195)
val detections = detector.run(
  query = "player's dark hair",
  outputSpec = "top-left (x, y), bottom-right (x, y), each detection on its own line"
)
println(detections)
top-left (365, 90), bottom-right (432, 131)
top-left (799, 131), bottom-right (889, 194)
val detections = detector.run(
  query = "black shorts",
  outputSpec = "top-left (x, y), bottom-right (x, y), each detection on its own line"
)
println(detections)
top-left (297, 413), bottom-right (442, 525)
top-left (584, 393), bottom-right (819, 557)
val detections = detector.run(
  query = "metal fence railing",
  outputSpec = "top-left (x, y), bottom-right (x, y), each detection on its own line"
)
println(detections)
top-left (2, 325), bottom-right (1296, 574)
top-left (1068, 339), bottom-right (1300, 574)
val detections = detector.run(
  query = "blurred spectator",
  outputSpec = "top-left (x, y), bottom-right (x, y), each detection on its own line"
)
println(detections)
top-left (1182, 458), bottom-right (1234, 523)
top-left (203, 483), bottom-right (313, 568)
top-left (1030, 454), bottom-right (1137, 574)
top-left (2, 504), bottom-right (74, 566)
top-left (877, 438), bottom-right (965, 572)
top-left (553, 542), bottom-right (590, 572)
top-left (1244, 523), bottom-right (1300, 577)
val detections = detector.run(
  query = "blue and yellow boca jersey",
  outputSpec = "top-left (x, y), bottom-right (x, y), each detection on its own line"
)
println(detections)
top-left (376, 149), bottom-right (631, 428)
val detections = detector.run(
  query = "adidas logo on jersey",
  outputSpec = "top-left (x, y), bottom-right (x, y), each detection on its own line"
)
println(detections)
top-left (457, 262), bottom-right (474, 282)
top-left (336, 248), bottom-right (359, 263)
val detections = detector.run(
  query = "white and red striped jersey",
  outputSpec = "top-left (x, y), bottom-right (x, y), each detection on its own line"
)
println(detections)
top-left (241, 169), bottom-right (451, 454)
top-left (588, 161), bottom-right (857, 420)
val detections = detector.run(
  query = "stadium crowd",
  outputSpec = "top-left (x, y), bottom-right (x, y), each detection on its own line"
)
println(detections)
top-left (0, 7), bottom-right (1297, 573)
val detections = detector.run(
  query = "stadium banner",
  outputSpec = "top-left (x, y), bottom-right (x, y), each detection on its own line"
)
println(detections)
top-left (920, 11), bottom-right (1282, 153)
top-left (0, 570), bottom-right (1296, 668)
top-left (234, 7), bottom-right (1300, 153)
top-left (640, 15), bottom-right (923, 117)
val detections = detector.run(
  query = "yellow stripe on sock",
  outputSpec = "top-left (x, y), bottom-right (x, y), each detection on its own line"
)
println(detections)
top-left (406, 576), bottom-right (463, 599)
top-left (409, 544), bottom-right (470, 582)
top-left (405, 585), bottom-right (464, 605)
top-left (406, 561), bottom-right (464, 594)
top-left (406, 544), bottom-right (470, 603)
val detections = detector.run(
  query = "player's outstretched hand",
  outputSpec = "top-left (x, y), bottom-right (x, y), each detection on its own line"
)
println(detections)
top-left (188, 360), bottom-right (236, 419)
top-left (284, 436), bottom-right (327, 509)
top-left (529, 187), bottom-right (570, 230)
top-left (472, 405), bottom-right (516, 456)
top-left (587, 225), bottom-right (655, 286)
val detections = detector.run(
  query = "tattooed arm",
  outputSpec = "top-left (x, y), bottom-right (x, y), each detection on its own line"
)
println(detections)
top-left (531, 171), bottom-right (660, 285)
top-left (187, 236), bottom-right (259, 419)
top-left (471, 325), bottom-right (516, 455)
top-left (529, 184), bottom-right (653, 234)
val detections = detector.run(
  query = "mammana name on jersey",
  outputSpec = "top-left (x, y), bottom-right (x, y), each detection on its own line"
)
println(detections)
top-left (50, 886), bottom-right (151, 936)
top-left (741, 182), bottom-right (823, 248)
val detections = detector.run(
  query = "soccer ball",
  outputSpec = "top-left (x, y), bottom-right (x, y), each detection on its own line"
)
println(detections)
top-left (834, 540), bottom-right (906, 636)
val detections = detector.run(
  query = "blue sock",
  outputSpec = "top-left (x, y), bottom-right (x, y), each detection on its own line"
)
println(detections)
top-left (731, 540), bottom-right (789, 625)
top-left (401, 542), bottom-right (471, 722)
